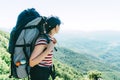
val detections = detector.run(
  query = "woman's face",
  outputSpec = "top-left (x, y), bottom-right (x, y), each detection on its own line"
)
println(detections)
top-left (55, 25), bottom-right (60, 33)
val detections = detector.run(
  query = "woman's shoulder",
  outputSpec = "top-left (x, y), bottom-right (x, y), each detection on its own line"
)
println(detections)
top-left (35, 35), bottom-right (48, 46)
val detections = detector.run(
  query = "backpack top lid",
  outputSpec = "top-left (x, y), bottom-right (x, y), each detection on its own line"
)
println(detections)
top-left (16, 8), bottom-right (40, 27)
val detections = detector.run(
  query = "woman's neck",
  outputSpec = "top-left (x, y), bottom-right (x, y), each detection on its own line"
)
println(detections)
top-left (48, 33), bottom-right (54, 38)
top-left (49, 32), bottom-right (55, 37)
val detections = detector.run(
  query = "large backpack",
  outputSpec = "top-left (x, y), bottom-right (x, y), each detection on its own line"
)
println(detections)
top-left (8, 8), bottom-right (50, 79)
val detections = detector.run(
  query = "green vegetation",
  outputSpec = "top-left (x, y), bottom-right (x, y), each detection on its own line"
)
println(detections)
top-left (0, 30), bottom-right (82, 80)
top-left (87, 70), bottom-right (102, 80)
top-left (54, 47), bottom-right (120, 80)
top-left (1, 30), bottom-right (120, 80)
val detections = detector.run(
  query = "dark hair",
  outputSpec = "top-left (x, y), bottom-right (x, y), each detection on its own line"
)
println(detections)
top-left (45, 16), bottom-right (61, 33)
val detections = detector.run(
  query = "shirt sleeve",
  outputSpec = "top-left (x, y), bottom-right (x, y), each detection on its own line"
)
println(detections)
top-left (35, 37), bottom-right (48, 46)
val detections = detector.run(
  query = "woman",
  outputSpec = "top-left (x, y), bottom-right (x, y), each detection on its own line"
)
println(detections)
top-left (29, 16), bottom-right (61, 80)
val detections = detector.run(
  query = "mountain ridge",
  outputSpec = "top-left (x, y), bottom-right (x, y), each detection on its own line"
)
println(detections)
top-left (1, 30), bottom-right (120, 80)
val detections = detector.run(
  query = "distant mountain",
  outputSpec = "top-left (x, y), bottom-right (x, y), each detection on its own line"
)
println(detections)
top-left (55, 30), bottom-right (120, 79)
top-left (1, 29), bottom-right (120, 80)
top-left (0, 27), bottom-right (11, 33)
top-left (56, 30), bottom-right (120, 64)
top-left (54, 47), bottom-right (120, 72)
top-left (57, 30), bottom-right (120, 42)
top-left (54, 47), bottom-right (120, 79)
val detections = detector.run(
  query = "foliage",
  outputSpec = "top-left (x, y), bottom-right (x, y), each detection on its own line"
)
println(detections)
top-left (87, 70), bottom-right (102, 80)
top-left (1, 30), bottom-right (120, 80)
top-left (57, 32), bottom-right (120, 70)
top-left (54, 47), bottom-right (120, 72)
top-left (53, 59), bottom-right (82, 80)
top-left (0, 30), bottom-right (82, 80)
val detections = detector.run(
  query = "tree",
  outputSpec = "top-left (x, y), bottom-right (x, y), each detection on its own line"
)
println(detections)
top-left (88, 70), bottom-right (102, 80)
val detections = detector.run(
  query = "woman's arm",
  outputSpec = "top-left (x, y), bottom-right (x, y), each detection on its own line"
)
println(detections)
top-left (29, 41), bottom-right (54, 67)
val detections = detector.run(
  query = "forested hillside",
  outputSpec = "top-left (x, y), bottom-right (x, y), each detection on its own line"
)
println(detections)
top-left (0, 30), bottom-right (82, 80)
top-left (55, 31), bottom-right (120, 80)
top-left (56, 31), bottom-right (120, 68)
top-left (1, 30), bottom-right (120, 80)
top-left (54, 47), bottom-right (120, 72)
top-left (54, 47), bottom-right (120, 80)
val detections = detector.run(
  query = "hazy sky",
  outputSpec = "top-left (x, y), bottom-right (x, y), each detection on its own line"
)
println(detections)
top-left (0, 0), bottom-right (120, 32)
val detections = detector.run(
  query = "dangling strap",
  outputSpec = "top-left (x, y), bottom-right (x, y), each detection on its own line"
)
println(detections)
top-left (50, 64), bottom-right (56, 80)
top-left (23, 38), bottom-right (30, 80)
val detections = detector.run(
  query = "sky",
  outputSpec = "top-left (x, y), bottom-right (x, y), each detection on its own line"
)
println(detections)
top-left (0, 0), bottom-right (120, 32)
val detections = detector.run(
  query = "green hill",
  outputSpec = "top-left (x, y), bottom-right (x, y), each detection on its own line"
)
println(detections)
top-left (0, 30), bottom-right (82, 80)
top-left (54, 47), bottom-right (120, 80)
top-left (1, 30), bottom-right (120, 80)
top-left (56, 31), bottom-right (120, 68)
top-left (55, 31), bottom-right (120, 80)
top-left (54, 47), bottom-right (120, 72)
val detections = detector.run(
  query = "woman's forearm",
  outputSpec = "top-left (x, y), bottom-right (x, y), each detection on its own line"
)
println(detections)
top-left (29, 42), bottom-right (54, 67)
top-left (29, 47), bottom-right (51, 67)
